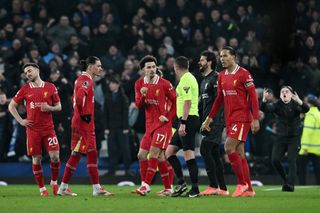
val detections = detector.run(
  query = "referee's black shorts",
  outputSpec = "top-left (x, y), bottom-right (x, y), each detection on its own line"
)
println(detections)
top-left (170, 115), bottom-right (200, 151)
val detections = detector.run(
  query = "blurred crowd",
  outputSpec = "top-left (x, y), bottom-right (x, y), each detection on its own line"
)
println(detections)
top-left (0, 0), bottom-right (319, 178)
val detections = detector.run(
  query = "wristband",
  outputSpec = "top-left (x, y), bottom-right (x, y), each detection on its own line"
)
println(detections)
top-left (180, 119), bottom-right (187, 125)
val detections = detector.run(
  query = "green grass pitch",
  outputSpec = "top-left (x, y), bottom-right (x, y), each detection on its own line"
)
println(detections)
top-left (0, 185), bottom-right (319, 213)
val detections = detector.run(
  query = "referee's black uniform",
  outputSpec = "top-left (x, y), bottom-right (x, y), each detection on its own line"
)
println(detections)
top-left (199, 70), bottom-right (227, 191)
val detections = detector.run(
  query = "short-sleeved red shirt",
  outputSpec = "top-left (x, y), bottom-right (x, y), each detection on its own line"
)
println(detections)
top-left (13, 81), bottom-right (60, 131)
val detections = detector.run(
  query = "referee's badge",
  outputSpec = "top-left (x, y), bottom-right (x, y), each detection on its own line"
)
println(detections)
top-left (205, 83), bottom-right (208, 90)
top-left (183, 86), bottom-right (190, 94)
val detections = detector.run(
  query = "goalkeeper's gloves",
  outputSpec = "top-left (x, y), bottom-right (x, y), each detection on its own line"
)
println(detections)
top-left (80, 114), bottom-right (92, 123)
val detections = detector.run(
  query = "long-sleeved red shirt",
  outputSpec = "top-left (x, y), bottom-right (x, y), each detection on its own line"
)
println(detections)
top-left (72, 72), bottom-right (95, 132)
top-left (209, 65), bottom-right (259, 126)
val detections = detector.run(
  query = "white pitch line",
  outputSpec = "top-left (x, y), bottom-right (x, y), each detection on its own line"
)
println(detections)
top-left (263, 186), bottom-right (317, 191)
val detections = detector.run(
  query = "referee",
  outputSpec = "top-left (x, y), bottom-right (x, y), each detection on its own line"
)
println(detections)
top-left (198, 51), bottom-right (228, 196)
top-left (165, 56), bottom-right (200, 198)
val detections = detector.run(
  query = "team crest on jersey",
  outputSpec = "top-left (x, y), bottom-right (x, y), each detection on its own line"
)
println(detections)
top-left (155, 89), bottom-right (160, 96)
top-left (233, 80), bottom-right (237, 86)
top-left (183, 86), bottom-right (190, 94)
top-left (82, 81), bottom-right (89, 88)
top-left (43, 91), bottom-right (48, 98)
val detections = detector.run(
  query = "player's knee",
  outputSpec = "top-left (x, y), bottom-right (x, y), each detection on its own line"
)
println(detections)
top-left (137, 152), bottom-right (147, 160)
top-left (72, 151), bottom-right (82, 157)
top-left (236, 150), bottom-right (245, 159)
top-left (165, 145), bottom-right (176, 159)
top-left (224, 146), bottom-right (233, 154)
top-left (158, 154), bottom-right (165, 161)
top-left (184, 150), bottom-right (195, 161)
top-left (149, 147), bottom-right (161, 158)
top-left (50, 156), bottom-right (59, 163)
top-left (32, 155), bottom-right (42, 164)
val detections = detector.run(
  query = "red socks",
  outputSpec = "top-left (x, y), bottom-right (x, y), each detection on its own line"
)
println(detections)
top-left (228, 152), bottom-right (246, 185)
top-left (50, 161), bottom-right (60, 182)
top-left (139, 160), bottom-right (148, 182)
top-left (166, 161), bottom-right (174, 186)
top-left (32, 164), bottom-right (44, 188)
top-left (158, 161), bottom-right (171, 189)
top-left (144, 157), bottom-right (159, 185)
top-left (242, 158), bottom-right (253, 191)
top-left (87, 150), bottom-right (99, 184)
top-left (62, 154), bottom-right (81, 183)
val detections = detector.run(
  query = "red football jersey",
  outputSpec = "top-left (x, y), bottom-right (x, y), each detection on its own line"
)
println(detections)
top-left (13, 81), bottom-right (60, 131)
top-left (209, 65), bottom-right (258, 125)
top-left (144, 76), bottom-right (176, 132)
top-left (135, 75), bottom-right (176, 133)
top-left (72, 72), bottom-right (95, 132)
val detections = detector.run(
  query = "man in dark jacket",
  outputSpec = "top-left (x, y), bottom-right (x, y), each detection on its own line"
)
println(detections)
top-left (104, 78), bottom-right (131, 174)
top-left (261, 86), bottom-right (309, 192)
top-left (198, 50), bottom-right (228, 195)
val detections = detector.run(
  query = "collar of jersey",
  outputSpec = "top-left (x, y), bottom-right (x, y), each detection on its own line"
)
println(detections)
top-left (81, 72), bottom-right (92, 80)
top-left (144, 75), bottom-right (159, 84)
top-left (29, 81), bottom-right (45, 88)
top-left (224, 64), bottom-right (240, 75)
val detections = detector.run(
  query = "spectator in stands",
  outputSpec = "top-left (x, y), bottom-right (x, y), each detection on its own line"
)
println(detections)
top-left (90, 23), bottom-right (116, 57)
top-left (131, 39), bottom-right (152, 60)
top-left (43, 43), bottom-right (67, 65)
top-left (0, 92), bottom-right (10, 161)
top-left (101, 45), bottom-right (125, 76)
top-left (45, 16), bottom-right (77, 49)
top-left (104, 78), bottom-right (131, 175)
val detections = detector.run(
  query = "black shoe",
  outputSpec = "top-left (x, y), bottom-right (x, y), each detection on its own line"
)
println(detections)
top-left (282, 184), bottom-right (294, 192)
top-left (182, 189), bottom-right (200, 198)
top-left (171, 183), bottom-right (188, 197)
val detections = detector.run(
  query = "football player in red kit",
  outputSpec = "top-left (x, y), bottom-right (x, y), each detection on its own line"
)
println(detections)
top-left (134, 55), bottom-right (176, 196)
top-left (9, 63), bottom-right (62, 196)
top-left (202, 46), bottom-right (260, 197)
top-left (58, 56), bottom-right (114, 196)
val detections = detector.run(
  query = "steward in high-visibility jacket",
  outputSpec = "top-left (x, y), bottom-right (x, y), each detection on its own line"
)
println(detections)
top-left (298, 95), bottom-right (320, 185)
top-left (300, 105), bottom-right (320, 156)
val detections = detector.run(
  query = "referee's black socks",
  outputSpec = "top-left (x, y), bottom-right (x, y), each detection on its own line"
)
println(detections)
top-left (167, 155), bottom-right (184, 184)
top-left (186, 159), bottom-right (199, 192)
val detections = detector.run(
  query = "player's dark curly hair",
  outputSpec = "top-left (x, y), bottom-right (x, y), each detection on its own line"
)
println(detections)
top-left (139, 55), bottom-right (157, 70)
top-left (80, 56), bottom-right (100, 71)
top-left (200, 50), bottom-right (217, 70)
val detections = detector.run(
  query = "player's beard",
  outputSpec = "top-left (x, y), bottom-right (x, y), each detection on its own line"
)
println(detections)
top-left (199, 63), bottom-right (208, 73)
top-left (27, 76), bottom-right (36, 83)
top-left (149, 71), bottom-right (156, 80)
